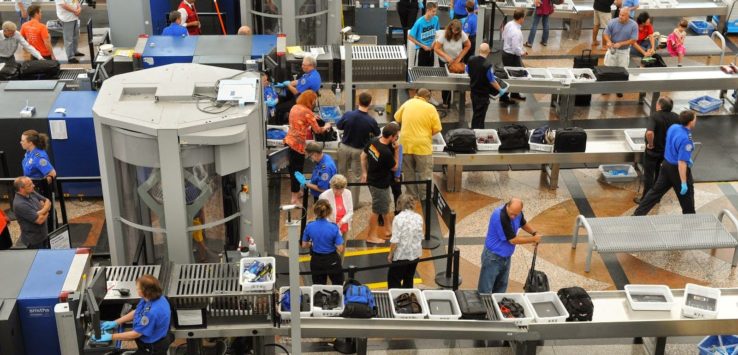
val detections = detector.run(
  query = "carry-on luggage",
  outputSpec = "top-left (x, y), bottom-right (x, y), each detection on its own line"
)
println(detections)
top-left (523, 244), bottom-right (550, 293)
top-left (0, 62), bottom-right (20, 80)
top-left (593, 65), bottom-right (629, 81)
top-left (641, 53), bottom-right (667, 68)
top-left (19, 60), bottom-right (61, 80)
top-left (553, 127), bottom-right (587, 153)
top-left (445, 128), bottom-right (478, 153)
top-left (573, 50), bottom-right (596, 106)
top-left (454, 290), bottom-right (488, 320)
top-left (498, 124), bottom-right (529, 151)
top-left (557, 287), bottom-right (594, 321)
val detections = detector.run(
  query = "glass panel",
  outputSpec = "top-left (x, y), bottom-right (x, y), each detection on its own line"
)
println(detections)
top-left (253, 0), bottom-right (282, 34)
top-left (296, 0), bottom-right (328, 45)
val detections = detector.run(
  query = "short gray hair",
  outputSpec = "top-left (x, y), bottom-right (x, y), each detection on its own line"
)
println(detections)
top-left (2, 21), bottom-right (17, 32)
top-left (330, 174), bottom-right (348, 189)
top-left (302, 55), bottom-right (317, 67)
top-left (396, 194), bottom-right (417, 212)
top-left (14, 176), bottom-right (28, 192)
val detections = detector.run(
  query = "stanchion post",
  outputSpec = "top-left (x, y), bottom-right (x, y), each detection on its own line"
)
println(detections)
top-left (421, 180), bottom-right (440, 250)
top-left (299, 186), bottom-right (310, 255)
top-left (347, 265), bottom-right (357, 280)
top-left (452, 247), bottom-right (460, 291)
top-left (435, 209), bottom-right (462, 288)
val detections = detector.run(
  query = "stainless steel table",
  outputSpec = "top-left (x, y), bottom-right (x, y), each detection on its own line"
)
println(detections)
top-left (434, 128), bottom-right (642, 191)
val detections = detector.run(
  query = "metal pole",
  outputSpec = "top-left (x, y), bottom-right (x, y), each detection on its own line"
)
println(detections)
top-left (421, 180), bottom-right (440, 250)
top-left (286, 208), bottom-right (303, 355)
top-left (299, 187), bottom-right (310, 255)
top-left (452, 247), bottom-right (461, 291)
top-left (344, 40), bottom-right (353, 114)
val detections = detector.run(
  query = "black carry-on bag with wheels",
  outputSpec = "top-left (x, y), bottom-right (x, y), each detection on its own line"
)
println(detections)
top-left (573, 50), bottom-right (596, 106)
top-left (523, 244), bottom-right (550, 293)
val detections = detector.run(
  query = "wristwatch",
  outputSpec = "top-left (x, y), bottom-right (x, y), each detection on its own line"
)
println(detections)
top-left (532, 231), bottom-right (538, 236)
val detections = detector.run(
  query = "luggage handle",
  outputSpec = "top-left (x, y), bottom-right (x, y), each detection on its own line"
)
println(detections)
top-left (580, 49), bottom-right (592, 59)
top-left (529, 243), bottom-right (539, 272)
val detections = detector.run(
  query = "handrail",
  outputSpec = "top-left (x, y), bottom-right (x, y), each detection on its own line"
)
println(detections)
top-left (712, 31), bottom-right (726, 64)
top-left (571, 214), bottom-right (592, 249)
top-left (718, 209), bottom-right (738, 267)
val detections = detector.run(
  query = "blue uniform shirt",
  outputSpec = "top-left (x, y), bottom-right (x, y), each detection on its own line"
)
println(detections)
top-left (409, 15), bottom-right (440, 48)
top-left (133, 296), bottom-right (171, 344)
top-left (454, 0), bottom-right (478, 18)
top-left (296, 69), bottom-right (322, 93)
top-left (484, 204), bottom-right (525, 258)
top-left (264, 84), bottom-right (278, 116)
top-left (22, 148), bottom-right (53, 178)
top-left (664, 124), bottom-right (693, 165)
top-left (161, 23), bottom-right (189, 37)
top-left (309, 153), bottom-right (337, 197)
top-left (303, 218), bottom-right (344, 254)
top-left (463, 13), bottom-right (478, 36)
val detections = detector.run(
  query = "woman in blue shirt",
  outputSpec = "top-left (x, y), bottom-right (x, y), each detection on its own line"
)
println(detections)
top-left (96, 275), bottom-right (172, 354)
top-left (302, 199), bottom-right (345, 285)
top-left (20, 129), bottom-right (56, 212)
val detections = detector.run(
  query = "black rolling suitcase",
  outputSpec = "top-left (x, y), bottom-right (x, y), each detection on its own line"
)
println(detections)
top-left (454, 290), bottom-right (488, 320)
top-left (573, 50), bottom-right (596, 106)
top-left (553, 127), bottom-right (587, 152)
top-left (593, 66), bottom-right (629, 81)
top-left (19, 60), bottom-right (61, 80)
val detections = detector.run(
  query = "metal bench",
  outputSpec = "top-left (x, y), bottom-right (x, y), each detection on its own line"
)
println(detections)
top-left (572, 210), bottom-right (738, 272)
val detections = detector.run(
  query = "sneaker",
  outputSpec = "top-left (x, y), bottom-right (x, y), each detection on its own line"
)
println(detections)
top-left (523, 42), bottom-right (532, 48)
top-left (67, 58), bottom-right (79, 64)
top-left (74, 52), bottom-right (84, 57)
top-left (616, 93), bottom-right (623, 98)
top-left (540, 42), bottom-right (547, 46)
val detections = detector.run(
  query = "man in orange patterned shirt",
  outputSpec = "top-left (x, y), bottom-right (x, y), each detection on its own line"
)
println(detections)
top-left (20, 5), bottom-right (54, 60)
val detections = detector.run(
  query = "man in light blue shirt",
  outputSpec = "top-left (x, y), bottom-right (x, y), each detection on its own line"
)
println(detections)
top-left (161, 11), bottom-right (188, 37)
top-left (409, 2), bottom-right (439, 67)
top-left (623, 0), bottom-right (639, 18)
top-left (603, 8), bottom-right (637, 67)
top-left (16, 0), bottom-right (32, 26)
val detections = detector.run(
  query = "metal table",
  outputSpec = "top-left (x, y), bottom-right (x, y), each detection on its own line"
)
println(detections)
top-left (434, 128), bottom-right (642, 192)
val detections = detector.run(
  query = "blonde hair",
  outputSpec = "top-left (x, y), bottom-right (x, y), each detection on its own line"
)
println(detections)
top-left (330, 174), bottom-right (347, 189)
top-left (2, 21), bottom-right (17, 32)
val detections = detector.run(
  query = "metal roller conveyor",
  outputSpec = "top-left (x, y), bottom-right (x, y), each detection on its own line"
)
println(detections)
top-left (341, 45), bottom-right (408, 82)
top-left (408, 67), bottom-right (448, 82)
top-left (92, 265), bottom-right (161, 301)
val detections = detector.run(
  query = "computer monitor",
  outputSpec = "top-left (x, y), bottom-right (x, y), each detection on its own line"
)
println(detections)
top-left (48, 224), bottom-right (70, 249)
top-left (86, 267), bottom-right (107, 307)
top-left (86, 291), bottom-right (102, 339)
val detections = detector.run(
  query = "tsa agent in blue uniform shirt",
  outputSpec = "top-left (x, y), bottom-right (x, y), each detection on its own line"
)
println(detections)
top-left (451, 0), bottom-right (477, 20)
top-left (409, 2), bottom-right (440, 67)
top-left (95, 275), bottom-right (172, 355)
top-left (302, 199), bottom-right (345, 285)
top-left (477, 198), bottom-right (541, 294)
top-left (262, 72), bottom-right (278, 118)
top-left (161, 10), bottom-right (189, 36)
top-left (304, 142), bottom-right (337, 201)
top-left (281, 55), bottom-right (322, 97)
top-left (634, 110), bottom-right (697, 216)
top-left (21, 130), bottom-right (57, 205)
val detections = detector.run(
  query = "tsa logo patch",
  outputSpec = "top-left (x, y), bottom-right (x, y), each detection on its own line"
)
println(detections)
top-left (301, 79), bottom-right (306, 85)
top-left (321, 173), bottom-right (329, 181)
top-left (140, 315), bottom-right (149, 326)
top-left (685, 144), bottom-right (693, 152)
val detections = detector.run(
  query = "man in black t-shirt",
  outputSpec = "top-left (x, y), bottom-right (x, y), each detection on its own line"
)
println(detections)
top-left (592, 0), bottom-right (615, 49)
top-left (361, 124), bottom-right (400, 244)
top-left (636, 96), bottom-right (678, 204)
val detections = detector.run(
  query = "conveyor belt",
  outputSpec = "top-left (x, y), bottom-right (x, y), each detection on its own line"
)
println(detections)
top-left (408, 67), bottom-right (448, 82)
top-left (59, 68), bottom-right (86, 81)
top-left (375, 292), bottom-right (395, 319)
top-left (92, 265), bottom-right (161, 301)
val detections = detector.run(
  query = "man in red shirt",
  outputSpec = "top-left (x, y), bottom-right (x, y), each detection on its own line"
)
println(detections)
top-left (20, 5), bottom-right (54, 60)
top-left (177, 0), bottom-right (201, 35)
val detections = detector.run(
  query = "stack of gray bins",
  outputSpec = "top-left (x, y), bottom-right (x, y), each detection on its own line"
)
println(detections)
top-left (340, 45), bottom-right (407, 82)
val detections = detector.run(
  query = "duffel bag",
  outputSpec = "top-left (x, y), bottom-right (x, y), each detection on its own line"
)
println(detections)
top-left (0, 62), bottom-right (21, 80)
top-left (445, 128), bottom-right (478, 153)
top-left (20, 59), bottom-right (61, 80)
top-left (553, 127), bottom-right (587, 152)
top-left (498, 124), bottom-right (529, 151)
top-left (593, 65), bottom-right (629, 81)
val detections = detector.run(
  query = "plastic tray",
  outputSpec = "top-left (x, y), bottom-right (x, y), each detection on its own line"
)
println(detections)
top-left (492, 293), bottom-right (534, 326)
top-left (689, 20), bottom-right (715, 35)
top-left (445, 64), bottom-right (469, 79)
top-left (432, 132), bottom-right (446, 152)
top-left (571, 68), bottom-right (597, 82)
top-left (599, 164), bottom-right (638, 183)
top-left (698, 335), bottom-right (738, 355)
top-left (389, 288), bottom-right (428, 319)
top-left (266, 125), bottom-right (288, 147)
top-left (238, 257), bottom-right (276, 292)
top-left (505, 67), bottom-right (532, 80)
top-left (278, 286), bottom-right (313, 320)
top-left (689, 95), bottom-right (722, 114)
top-left (625, 284), bottom-right (675, 311)
top-left (682, 283), bottom-right (720, 319)
top-left (624, 129), bottom-right (647, 151)
top-left (527, 68), bottom-right (553, 80)
top-left (423, 290), bottom-right (461, 320)
top-left (473, 129), bottom-right (501, 151)
top-left (548, 68), bottom-right (574, 82)
top-left (529, 131), bottom-right (554, 153)
top-left (311, 285), bottom-right (345, 317)
top-left (319, 106), bottom-right (342, 123)
top-left (525, 292), bottom-right (569, 323)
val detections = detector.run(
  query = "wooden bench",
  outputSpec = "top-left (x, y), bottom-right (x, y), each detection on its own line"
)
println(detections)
top-left (572, 210), bottom-right (738, 272)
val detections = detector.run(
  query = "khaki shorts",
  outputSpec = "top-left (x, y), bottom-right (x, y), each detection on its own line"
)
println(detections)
top-left (593, 10), bottom-right (611, 30)
top-left (368, 186), bottom-right (391, 215)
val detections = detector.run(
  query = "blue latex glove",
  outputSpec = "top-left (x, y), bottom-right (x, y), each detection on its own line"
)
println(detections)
top-left (91, 332), bottom-right (112, 343)
top-left (450, 9), bottom-right (455, 19)
top-left (266, 98), bottom-right (278, 107)
top-left (100, 321), bottom-right (117, 331)
top-left (419, 1), bottom-right (424, 10)
top-left (294, 171), bottom-right (307, 187)
top-left (274, 82), bottom-right (285, 88)
top-left (496, 86), bottom-right (508, 98)
top-left (281, 80), bottom-right (292, 88)
top-left (688, 158), bottom-right (694, 168)
top-left (680, 182), bottom-right (688, 196)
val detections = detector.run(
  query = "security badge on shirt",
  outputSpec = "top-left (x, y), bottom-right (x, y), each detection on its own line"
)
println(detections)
top-left (138, 303), bottom-right (152, 326)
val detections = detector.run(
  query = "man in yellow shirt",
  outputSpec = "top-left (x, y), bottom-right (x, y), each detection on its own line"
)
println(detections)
top-left (393, 88), bottom-right (442, 202)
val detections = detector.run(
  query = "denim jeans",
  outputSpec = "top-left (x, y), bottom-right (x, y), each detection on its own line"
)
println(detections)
top-left (527, 13), bottom-right (550, 45)
top-left (630, 39), bottom-right (651, 57)
top-left (477, 248), bottom-right (511, 294)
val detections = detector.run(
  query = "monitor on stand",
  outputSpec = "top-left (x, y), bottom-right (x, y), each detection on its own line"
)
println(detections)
top-left (85, 267), bottom-right (107, 339)
top-left (86, 291), bottom-right (101, 339)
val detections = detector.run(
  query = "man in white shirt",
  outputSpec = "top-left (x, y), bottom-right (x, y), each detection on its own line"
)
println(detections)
top-left (1, 21), bottom-right (43, 62)
top-left (55, 0), bottom-right (82, 63)
top-left (501, 8), bottom-right (527, 101)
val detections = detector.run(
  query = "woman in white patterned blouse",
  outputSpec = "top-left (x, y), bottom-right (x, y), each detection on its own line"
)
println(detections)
top-left (387, 194), bottom-right (424, 288)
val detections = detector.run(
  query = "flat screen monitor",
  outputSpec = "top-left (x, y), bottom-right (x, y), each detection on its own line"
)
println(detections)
top-left (86, 267), bottom-right (107, 309)
top-left (49, 224), bottom-right (71, 249)
top-left (86, 291), bottom-right (101, 339)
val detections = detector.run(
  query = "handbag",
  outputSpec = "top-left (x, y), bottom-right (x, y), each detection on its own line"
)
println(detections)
top-left (523, 244), bottom-right (550, 293)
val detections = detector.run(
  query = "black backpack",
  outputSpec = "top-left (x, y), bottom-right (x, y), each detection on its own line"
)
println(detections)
top-left (553, 127), bottom-right (587, 153)
top-left (498, 124), bottom-right (529, 151)
top-left (0, 62), bottom-right (20, 80)
top-left (445, 128), bottom-right (478, 153)
top-left (19, 60), bottom-right (60, 80)
top-left (557, 287), bottom-right (594, 321)
top-left (313, 117), bottom-right (338, 142)
top-left (523, 244), bottom-right (549, 293)
top-left (593, 66), bottom-right (629, 81)
top-left (454, 290), bottom-right (487, 320)
top-left (530, 125), bottom-right (553, 145)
